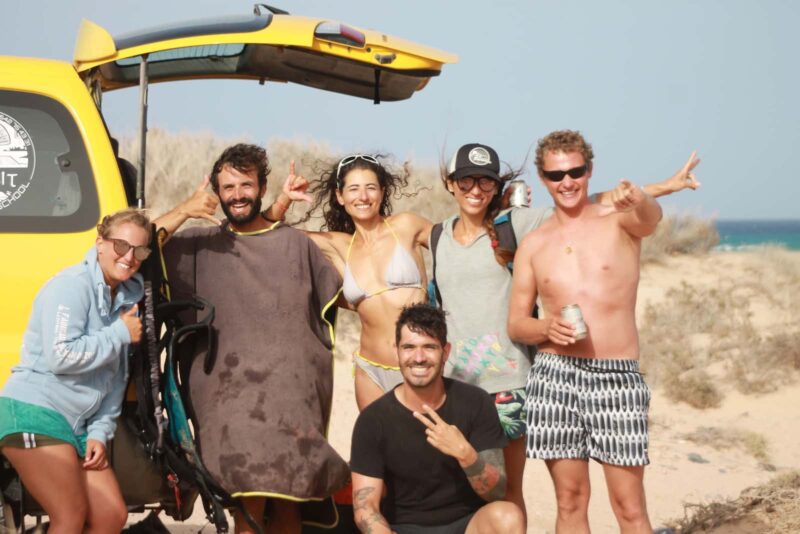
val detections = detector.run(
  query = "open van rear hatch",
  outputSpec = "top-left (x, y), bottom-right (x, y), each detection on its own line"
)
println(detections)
top-left (73, 4), bottom-right (456, 207)
top-left (74, 5), bottom-right (457, 104)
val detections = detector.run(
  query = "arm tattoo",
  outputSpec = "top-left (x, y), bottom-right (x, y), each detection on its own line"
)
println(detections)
top-left (462, 448), bottom-right (507, 501)
top-left (353, 486), bottom-right (391, 534)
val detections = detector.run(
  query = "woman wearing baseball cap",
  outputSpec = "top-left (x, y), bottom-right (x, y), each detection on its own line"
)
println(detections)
top-left (431, 142), bottom-right (548, 523)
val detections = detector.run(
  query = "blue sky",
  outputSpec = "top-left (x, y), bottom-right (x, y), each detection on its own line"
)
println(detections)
top-left (4, 0), bottom-right (799, 219)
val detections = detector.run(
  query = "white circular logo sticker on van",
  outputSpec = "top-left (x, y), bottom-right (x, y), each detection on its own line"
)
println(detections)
top-left (468, 147), bottom-right (492, 166)
top-left (0, 111), bottom-right (35, 211)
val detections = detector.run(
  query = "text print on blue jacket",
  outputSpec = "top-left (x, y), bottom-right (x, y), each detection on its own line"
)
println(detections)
top-left (1, 247), bottom-right (144, 445)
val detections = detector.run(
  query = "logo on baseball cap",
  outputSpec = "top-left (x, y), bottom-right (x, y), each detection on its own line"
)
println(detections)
top-left (446, 143), bottom-right (501, 182)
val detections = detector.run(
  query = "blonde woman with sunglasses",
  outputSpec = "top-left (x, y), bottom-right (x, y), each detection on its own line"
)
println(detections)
top-left (0, 208), bottom-right (151, 533)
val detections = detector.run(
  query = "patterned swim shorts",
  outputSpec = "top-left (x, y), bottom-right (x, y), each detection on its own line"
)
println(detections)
top-left (492, 388), bottom-right (528, 440)
top-left (525, 352), bottom-right (651, 466)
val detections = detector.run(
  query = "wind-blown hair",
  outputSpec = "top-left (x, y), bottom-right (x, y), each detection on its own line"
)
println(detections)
top-left (395, 303), bottom-right (448, 348)
top-left (300, 154), bottom-right (411, 234)
top-left (440, 151), bottom-right (523, 268)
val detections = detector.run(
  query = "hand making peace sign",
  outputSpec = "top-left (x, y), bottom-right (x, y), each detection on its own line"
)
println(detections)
top-left (412, 404), bottom-right (475, 465)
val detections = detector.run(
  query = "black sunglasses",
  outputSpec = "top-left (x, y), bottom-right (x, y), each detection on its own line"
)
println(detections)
top-left (541, 165), bottom-right (588, 182)
top-left (455, 176), bottom-right (499, 193)
top-left (105, 237), bottom-right (151, 261)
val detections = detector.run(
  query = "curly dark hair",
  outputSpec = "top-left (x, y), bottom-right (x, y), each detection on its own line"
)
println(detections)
top-left (299, 154), bottom-right (411, 234)
top-left (209, 143), bottom-right (271, 193)
top-left (440, 147), bottom-right (524, 268)
top-left (534, 130), bottom-right (594, 175)
top-left (395, 303), bottom-right (448, 348)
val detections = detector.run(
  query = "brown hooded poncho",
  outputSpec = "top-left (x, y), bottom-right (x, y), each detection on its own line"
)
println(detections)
top-left (163, 222), bottom-right (349, 500)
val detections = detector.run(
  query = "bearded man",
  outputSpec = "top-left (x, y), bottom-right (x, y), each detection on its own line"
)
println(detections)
top-left (154, 143), bottom-right (348, 533)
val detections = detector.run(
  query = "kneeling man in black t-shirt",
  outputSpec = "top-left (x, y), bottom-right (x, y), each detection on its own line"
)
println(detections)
top-left (350, 303), bottom-right (525, 534)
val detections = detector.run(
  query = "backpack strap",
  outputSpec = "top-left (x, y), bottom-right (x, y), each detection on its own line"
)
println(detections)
top-left (494, 210), bottom-right (539, 318)
top-left (428, 214), bottom-right (516, 305)
top-left (493, 210), bottom-right (517, 273)
top-left (429, 213), bottom-right (537, 317)
top-left (427, 222), bottom-right (444, 307)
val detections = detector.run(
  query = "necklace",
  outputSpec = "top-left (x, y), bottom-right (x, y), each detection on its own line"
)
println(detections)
top-left (559, 226), bottom-right (575, 254)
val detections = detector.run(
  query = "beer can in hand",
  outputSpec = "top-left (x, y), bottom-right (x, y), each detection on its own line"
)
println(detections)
top-left (507, 179), bottom-right (529, 208)
top-left (561, 304), bottom-right (587, 340)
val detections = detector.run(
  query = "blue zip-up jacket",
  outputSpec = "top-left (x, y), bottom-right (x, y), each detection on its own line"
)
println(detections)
top-left (1, 247), bottom-right (144, 445)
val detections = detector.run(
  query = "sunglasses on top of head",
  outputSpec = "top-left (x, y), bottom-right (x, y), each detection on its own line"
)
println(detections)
top-left (336, 154), bottom-right (380, 184)
top-left (455, 175), bottom-right (500, 193)
top-left (105, 237), bottom-right (151, 261)
top-left (541, 164), bottom-right (588, 182)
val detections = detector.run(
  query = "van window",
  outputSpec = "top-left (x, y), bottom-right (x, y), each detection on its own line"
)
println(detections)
top-left (111, 43), bottom-right (247, 83)
top-left (0, 90), bottom-right (98, 233)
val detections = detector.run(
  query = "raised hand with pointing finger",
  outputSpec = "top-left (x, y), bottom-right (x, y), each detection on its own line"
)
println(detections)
top-left (597, 178), bottom-right (647, 217)
top-left (594, 150), bottom-right (701, 214)
top-left (262, 160), bottom-right (314, 222)
top-left (282, 160), bottom-right (313, 203)
top-left (609, 179), bottom-right (646, 213)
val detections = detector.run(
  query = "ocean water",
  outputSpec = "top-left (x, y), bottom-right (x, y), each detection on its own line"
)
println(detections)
top-left (715, 219), bottom-right (800, 251)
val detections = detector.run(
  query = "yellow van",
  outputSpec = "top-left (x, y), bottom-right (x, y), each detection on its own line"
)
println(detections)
top-left (0, 5), bottom-right (457, 385)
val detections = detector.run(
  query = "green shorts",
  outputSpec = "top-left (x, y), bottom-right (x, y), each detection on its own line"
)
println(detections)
top-left (0, 397), bottom-right (87, 457)
top-left (492, 388), bottom-right (527, 440)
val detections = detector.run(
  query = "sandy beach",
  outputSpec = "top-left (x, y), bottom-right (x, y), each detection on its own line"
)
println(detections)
top-left (127, 249), bottom-right (799, 533)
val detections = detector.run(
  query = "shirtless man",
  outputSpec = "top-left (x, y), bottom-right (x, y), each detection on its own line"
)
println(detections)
top-left (507, 130), bottom-right (689, 533)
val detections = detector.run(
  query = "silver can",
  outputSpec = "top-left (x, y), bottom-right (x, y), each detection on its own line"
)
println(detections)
top-left (561, 304), bottom-right (587, 340)
top-left (507, 179), bottom-right (529, 208)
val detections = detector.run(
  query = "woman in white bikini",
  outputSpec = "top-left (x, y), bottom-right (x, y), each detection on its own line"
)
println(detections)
top-left (295, 155), bottom-right (432, 410)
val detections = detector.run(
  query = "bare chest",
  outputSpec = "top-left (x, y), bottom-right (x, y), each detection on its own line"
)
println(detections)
top-left (532, 220), bottom-right (639, 302)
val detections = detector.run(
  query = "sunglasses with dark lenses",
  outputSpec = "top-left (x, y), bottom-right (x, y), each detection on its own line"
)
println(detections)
top-left (336, 154), bottom-right (380, 184)
top-left (455, 176), bottom-right (500, 193)
top-left (106, 237), bottom-right (152, 261)
top-left (541, 165), bottom-right (588, 182)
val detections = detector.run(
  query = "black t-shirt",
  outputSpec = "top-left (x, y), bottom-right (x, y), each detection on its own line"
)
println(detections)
top-left (350, 378), bottom-right (507, 526)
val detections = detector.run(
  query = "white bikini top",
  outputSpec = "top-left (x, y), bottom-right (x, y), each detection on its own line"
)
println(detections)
top-left (342, 219), bottom-right (423, 306)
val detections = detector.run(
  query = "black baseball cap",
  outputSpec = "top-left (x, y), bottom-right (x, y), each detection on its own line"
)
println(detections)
top-left (446, 143), bottom-right (501, 182)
